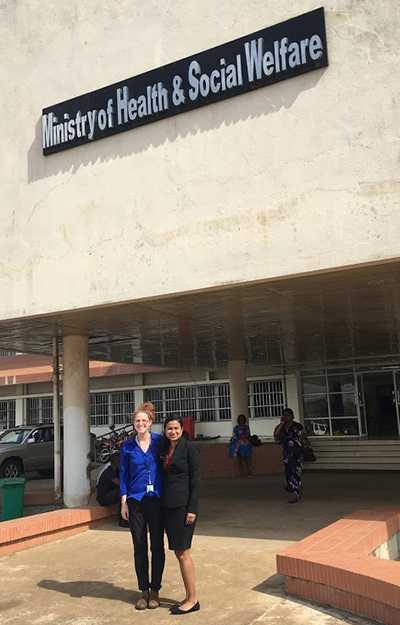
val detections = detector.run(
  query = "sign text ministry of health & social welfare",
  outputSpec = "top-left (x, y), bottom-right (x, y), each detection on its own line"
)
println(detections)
top-left (42, 7), bottom-right (328, 155)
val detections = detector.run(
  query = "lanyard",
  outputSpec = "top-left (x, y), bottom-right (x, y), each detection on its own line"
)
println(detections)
top-left (136, 436), bottom-right (153, 485)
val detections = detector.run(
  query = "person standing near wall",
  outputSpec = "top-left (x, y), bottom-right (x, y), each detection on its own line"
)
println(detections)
top-left (274, 408), bottom-right (304, 503)
top-left (231, 414), bottom-right (253, 477)
top-left (161, 416), bottom-right (201, 615)
top-left (120, 402), bottom-right (165, 610)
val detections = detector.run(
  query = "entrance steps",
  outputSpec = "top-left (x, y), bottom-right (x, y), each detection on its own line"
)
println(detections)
top-left (305, 439), bottom-right (400, 471)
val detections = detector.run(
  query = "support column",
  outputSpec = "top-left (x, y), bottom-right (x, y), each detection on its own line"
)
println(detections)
top-left (15, 385), bottom-right (25, 426)
top-left (134, 374), bottom-right (144, 408)
top-left (228, 360), bottom-right (248, 424)
top-left (134, 388), bottom-right (144, 408)
top-left (63, 334), bottom-right (90, 507)
top-left (53, 337), bottom-right (62, 502)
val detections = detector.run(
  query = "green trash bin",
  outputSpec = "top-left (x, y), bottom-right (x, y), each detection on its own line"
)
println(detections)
top-left (0, 478), bottom-right (26, 521)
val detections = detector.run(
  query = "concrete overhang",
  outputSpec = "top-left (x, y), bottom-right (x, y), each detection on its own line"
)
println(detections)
top-left (0, 261), bottom-right (399, 371)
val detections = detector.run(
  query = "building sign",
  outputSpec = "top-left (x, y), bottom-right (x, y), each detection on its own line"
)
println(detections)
top-left (42, 7), bottom-right (328, 155)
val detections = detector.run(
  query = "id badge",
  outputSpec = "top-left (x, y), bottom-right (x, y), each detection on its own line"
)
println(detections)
top-left (147, 484), bottom-right (154, 493)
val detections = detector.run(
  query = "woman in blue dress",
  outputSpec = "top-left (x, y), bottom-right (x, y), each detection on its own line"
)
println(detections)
top-left (274, 408), bottom-right (304, 503)
top-left (231, 414), bottom-right (253, 477)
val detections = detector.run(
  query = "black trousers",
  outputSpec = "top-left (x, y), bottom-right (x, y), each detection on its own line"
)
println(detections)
top-left (127, 497), bottom-right (165, 591)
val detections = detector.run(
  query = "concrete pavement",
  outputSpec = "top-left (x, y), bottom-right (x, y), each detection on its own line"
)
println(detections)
top-left (1, 472), bottom-right (398, 625)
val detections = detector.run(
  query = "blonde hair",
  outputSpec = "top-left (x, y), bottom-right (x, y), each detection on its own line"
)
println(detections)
top-left (133, 401), bottom-right (155, 422)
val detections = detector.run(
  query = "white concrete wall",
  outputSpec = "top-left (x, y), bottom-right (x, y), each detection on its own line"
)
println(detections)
top-left (2, 0), bottom-right (399, 320)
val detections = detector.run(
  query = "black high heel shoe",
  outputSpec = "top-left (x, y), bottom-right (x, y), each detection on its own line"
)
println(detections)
top-left (170, 601), bottom-right (200, 615)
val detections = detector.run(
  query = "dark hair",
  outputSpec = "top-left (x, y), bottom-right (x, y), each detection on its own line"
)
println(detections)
top-left (162, 416), bottom-right (184, 453)
top-left (237, 414), bottom-right (247, 425)
top-left (282, 408), bottom-right (294, 419)
top-left (163, 415), bottom-right (184, 431)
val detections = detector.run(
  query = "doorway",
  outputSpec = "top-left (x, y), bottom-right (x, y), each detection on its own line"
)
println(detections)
top-left (360, 372), bottom-right (400, 438)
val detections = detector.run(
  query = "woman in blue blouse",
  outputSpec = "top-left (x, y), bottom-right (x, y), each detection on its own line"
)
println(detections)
top-left (120, 402), bottom-right (164, 610)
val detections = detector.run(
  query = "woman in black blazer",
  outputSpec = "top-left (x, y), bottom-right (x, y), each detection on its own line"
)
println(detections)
top-left (162, 416), bottom-right (201, 615)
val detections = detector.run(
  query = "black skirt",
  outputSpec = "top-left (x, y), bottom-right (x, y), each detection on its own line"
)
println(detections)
top-left (164, 506), bottom-right (197, 551)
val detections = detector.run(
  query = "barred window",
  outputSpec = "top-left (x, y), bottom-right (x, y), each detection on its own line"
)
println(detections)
top-left (144, 383), bottom-right (232, 423)
top-left (90, 390), bottom-right (135, 426)
top-left (110, 391), bottom-right (135, 425)
top-left (164, 386), bottom-right (196, 420)
top-left (197, 384), bottom-right (216, 422)
top-left (24, 391), bottom-right (134, 428)
top-left (90, 393), bottom-right (109, 426)
top-left (26, 397), bottom-right (40, 425)
top-left (248, 379), bottom-right (285, 418)
top-left (217, 383), bottom-right (231, 421)
top-left (41, 398), bottom-right (54, 423)
top-left (26, 397), bottom-right (54, 425)
top-left (144, 388), bottom-right (163, 421)
top-left (26, 396), bottom-right (63, 425)
top-left (0, 399), bottom-right (16, 430)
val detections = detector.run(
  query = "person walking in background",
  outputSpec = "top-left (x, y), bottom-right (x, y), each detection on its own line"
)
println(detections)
top-left (274, 408), bottom-right (304, 503)
top-left (120, 402), bottom-right (165, 610)
top-left (231, 414), bottom-right (253, 477)
top-left (161, 416), bottom-right (201, 615)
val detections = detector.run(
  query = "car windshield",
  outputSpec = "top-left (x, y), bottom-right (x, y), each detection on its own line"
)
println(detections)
top-left (0, 429), bottom-right (28, 444)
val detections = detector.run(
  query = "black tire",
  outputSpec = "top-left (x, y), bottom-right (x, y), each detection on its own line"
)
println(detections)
top-left (98, 446), bottom-right (111, 464)
top-left (0, 458), bottom-right (23, 478)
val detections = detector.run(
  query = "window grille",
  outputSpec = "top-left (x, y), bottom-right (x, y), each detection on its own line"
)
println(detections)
top-left (217, 383), bottom-right (231, 421)
top-left (144, 388), bottom-right (163, 422)
top-left (197, 384), bottom-right (216, 422)
top-left (27, 397), bottom-right (49, 425)
top-left (90, 393), bottom-right (109, 426)
top-left (24, 391), bottom-right (134, 428)
top-left (90, 390), bottom-right (135, 426)
top-left (0, 399), bottom-right (16, 430)
top-left (26, 396), bottom-right (62, 426)
top-left (248, 379), bottom-right (285, 418)
top-left (19, 379), bottom-right (284, 429)
top-left (144, 382), bottom-right (232, 422)
top-left (41, 398), bottom-right (54, 423)
top-left (110, 390), bottom-right (135, 425)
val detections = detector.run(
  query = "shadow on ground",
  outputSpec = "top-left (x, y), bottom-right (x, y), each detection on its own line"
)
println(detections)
top-left (38, 579), bottom-right (176, 607)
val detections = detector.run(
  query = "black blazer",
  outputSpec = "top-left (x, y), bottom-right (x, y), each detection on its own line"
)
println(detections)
top-left (162, 437), bottom-right (200, 514)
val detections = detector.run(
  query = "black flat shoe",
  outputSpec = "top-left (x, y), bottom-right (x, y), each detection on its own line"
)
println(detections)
top-left (170, 601), bottom-right (200, 615)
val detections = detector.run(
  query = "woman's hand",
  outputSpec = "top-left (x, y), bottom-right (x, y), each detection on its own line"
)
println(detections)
top-left (121, 498), bottom-right (129, 521)
top-left (185, 512), bottom-right (196, 525)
